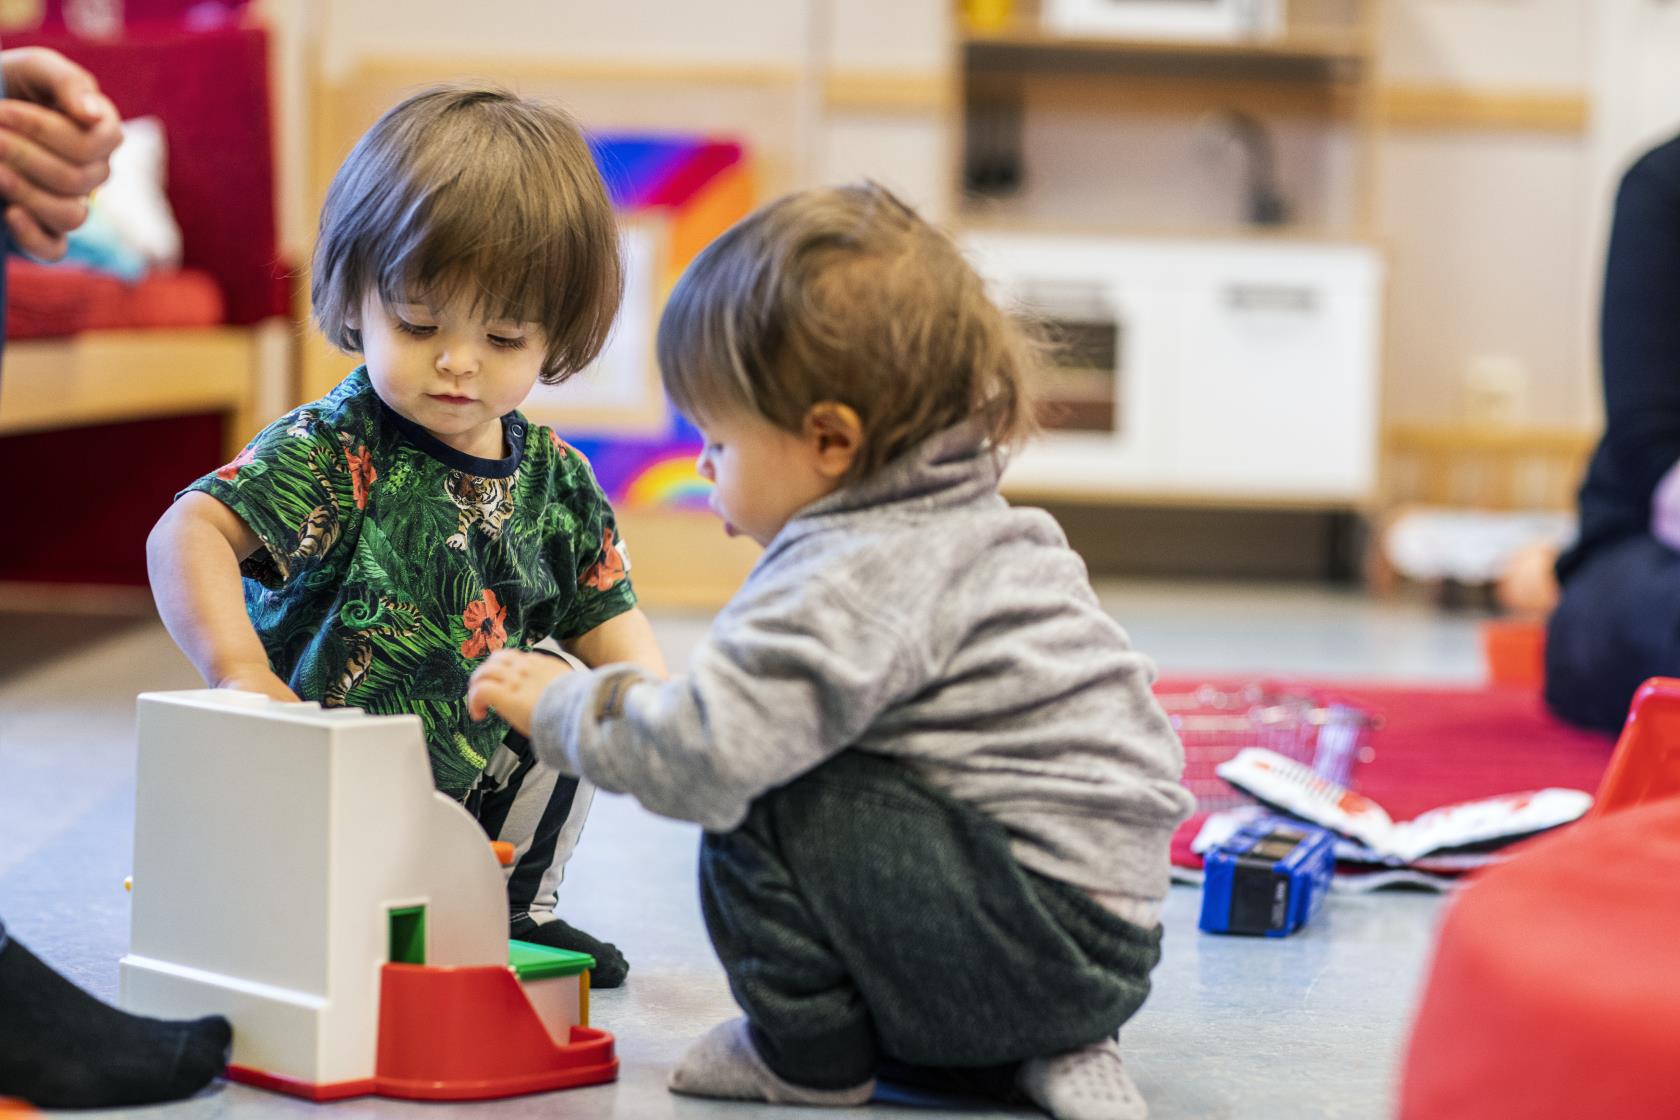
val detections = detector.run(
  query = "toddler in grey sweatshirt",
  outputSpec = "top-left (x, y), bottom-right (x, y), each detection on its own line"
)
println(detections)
top-left (470, 182), bottom-right (1194, 1120)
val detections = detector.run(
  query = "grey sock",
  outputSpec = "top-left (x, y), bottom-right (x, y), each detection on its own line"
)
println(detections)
top-left (1017, 1037), bottom-right (1147, 1120)
top-left (668, 1017), bottom-right (875, 1106)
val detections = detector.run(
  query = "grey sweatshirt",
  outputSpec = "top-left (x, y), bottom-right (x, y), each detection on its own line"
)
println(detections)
top-left (532, 421), bottom-right (1196, 903)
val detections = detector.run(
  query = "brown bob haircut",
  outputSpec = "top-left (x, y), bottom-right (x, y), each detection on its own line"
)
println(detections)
top-left (311, 85), bottom-right (621, 384)
top-left (657, 182), bottom-right (1039, 483)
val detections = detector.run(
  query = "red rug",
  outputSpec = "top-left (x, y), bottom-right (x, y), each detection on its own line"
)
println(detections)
top-left (1159, 678), bottom-right (1618, 869)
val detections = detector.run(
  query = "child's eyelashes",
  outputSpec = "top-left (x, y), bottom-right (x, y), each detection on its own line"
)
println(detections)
top-left (391, 316), bottom-right (527, 351)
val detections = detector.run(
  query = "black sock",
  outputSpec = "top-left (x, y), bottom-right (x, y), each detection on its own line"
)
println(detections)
top-left (0, 935), bottom-right (231, 1108)
top-left (511, 915), bottom-right (628, 989)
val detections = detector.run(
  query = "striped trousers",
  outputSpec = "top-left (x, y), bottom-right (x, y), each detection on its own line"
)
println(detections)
top-left (462, 727), bottom-right (594, 929)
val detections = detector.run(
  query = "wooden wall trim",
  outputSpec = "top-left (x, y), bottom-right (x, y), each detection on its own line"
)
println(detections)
top-left (824, 71), bottom-right (954, 113)
top-left (1376, 85), bottom-right (1590, 134)
top-left (353, 54), bottom-right (803, 90)
top-left (352, 56), bottom-right (954, 114)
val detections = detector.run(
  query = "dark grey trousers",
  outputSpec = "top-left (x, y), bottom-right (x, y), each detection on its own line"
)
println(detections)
top-left (699, 750), bottom-right (1162, 1090)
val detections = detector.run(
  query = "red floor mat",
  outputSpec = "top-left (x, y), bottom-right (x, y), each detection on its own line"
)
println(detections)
top-left (1160, 678), bottom-right (1617, 868)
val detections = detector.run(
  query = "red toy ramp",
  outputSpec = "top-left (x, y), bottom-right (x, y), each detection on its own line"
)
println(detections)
top-left (1398, 796), bottom-right (1680, 1119)
top-left (1592, 677), bottom-right (1680, 816)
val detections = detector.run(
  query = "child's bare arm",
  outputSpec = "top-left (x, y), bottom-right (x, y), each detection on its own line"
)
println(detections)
top-left (563, 608), bottom-right (667, 677)
top-left (147, 491), bottom-right (299, 702)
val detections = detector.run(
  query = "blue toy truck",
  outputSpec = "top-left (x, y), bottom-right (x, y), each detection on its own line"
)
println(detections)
top-left (1199, 815), bottom-right (1336, 937)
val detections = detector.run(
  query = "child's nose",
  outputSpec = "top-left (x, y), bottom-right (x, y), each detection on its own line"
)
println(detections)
top-left (436, 347), bottom-right (479, 377)
top-left (695, 450), bottom-right (714, 481)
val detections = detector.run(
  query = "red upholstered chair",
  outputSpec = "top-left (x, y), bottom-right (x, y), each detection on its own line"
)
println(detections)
top-left (0, 23), bottom-right (290, 586)
top-left (2, 23), bottom-right (287, 327)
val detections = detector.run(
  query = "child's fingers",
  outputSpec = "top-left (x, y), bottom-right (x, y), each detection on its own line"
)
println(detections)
top-left (465, 666), bottom-right (506, 721)
top-left (466, 683), bottom-right (499, 722)
top-left (482, 649), bottom-right (528, 673)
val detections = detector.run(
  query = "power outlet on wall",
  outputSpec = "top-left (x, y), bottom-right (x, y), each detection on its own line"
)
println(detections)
top-left (1462, 354), bottom-right (1529, 426)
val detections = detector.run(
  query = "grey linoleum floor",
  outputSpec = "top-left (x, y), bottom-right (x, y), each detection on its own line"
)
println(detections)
top-left (0, 580), bottom-right (1488, 1120)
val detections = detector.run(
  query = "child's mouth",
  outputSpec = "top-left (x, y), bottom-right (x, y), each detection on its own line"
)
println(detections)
top-left (430, 394), bottom-right (474, 405)
top-left (722, 521), bottom-right (739, 538)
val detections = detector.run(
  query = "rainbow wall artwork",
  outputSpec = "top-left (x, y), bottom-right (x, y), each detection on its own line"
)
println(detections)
top-left (563, 134), bottom-right (749, 514)
top-left (568, 412), bottom-right (712, 514)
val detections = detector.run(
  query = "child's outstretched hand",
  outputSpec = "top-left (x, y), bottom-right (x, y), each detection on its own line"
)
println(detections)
top-left (217, 663), bottom-right (301, 704)
top-left (467, 650), bottom-right (573, 735)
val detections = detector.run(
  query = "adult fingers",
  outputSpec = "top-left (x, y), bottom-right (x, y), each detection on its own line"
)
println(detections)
top-left (6, 204), bottom-right (68, 261)
top-left (0, 99), bottom-right (115, 166)
top-left (0, 162), bottom-right (89, 235)
top-left (1, 47), bottom-right (109, 127)
top-left (0, 119), bottom-right (110, 197)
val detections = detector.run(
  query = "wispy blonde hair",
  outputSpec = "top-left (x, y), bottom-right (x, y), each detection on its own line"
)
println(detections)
top-left (657, 182), bottom-right (1038, 482)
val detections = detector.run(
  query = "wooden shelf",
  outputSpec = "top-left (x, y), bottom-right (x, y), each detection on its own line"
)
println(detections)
top-left (963, 21), bottom-right (1371, 72)
top-left (955, 209), bottom-right (1379, 245)
top-left (1001, 479), bottom-right (1372, 513)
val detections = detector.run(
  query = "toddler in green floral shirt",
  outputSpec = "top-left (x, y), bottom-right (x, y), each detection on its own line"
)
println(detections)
top-left (147, 85), bottom-right (664, 986)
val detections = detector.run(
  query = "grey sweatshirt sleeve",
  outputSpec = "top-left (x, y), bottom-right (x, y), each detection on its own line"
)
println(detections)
top-left (529, 575), bottom-right (923, 832)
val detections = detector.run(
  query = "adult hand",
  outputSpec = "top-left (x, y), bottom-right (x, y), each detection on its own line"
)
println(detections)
top-left (1495, 539), bottom-right (1561, 617)
top-left (0, 47), bottom-right (121, 260)
top-left (467, 650), bottom-right (574, 736)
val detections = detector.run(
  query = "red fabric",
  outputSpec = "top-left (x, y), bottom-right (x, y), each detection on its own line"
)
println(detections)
top-left (1398, 797), bottom-right (1680, 1119)
top-left (6, 259), bottom-right (223, 336)
top-left (1163, 678), bottom-right (1617, 868)
top-left (0, 25), bottom-right (284, 586)
top-left (0, 412), bottom-right (222, 584)
top-left (3, 26), bottom-right (287, 324)
top-left (25, 0), bottom-right (252, 31)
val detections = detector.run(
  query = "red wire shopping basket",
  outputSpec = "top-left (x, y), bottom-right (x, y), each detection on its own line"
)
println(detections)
top-left (1158, 682), bottom-right (1379, 813)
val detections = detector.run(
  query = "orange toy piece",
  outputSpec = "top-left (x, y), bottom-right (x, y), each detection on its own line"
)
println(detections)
top-left (1588, 676), bottom-right (1680, 817)
top-left (490, 841), bottom-right (515, 867)
top-left (1479, 618), bottom-right (1547, 688)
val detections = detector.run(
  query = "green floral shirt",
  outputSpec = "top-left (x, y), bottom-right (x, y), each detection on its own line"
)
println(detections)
top-left (185, 367), bottom-right (637, 797)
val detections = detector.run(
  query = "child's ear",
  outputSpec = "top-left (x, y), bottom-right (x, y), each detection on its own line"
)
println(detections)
top-left (802, 401), bottom-right (863, 480)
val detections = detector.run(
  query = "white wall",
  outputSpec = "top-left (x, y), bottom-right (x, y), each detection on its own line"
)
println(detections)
top-left (1375, 0), bottom-right (1600, 428)
top-left (261, 0), bottom-right (1677, 434)
top-left (1375, 0), bottom-right (1680, 429)
top-left (315, 0), bottom-right (811, 77)
top-left (1380, 0), bottom-right (1592, 88)
top-left (265, 0), bottom-right (954, 253)
top-left (1376, 130), bottom-right (1595, 427)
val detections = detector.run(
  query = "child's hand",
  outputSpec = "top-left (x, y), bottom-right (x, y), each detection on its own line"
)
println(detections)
top-left (216, 664), bottom-right (301, 704)
top-left (467, 650), bottom-right (573, 735)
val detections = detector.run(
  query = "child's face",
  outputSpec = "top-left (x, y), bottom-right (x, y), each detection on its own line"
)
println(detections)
top-left (693, 408), bottom-right (843, 547)
top-left (352, 289), bottom-right (546, 459)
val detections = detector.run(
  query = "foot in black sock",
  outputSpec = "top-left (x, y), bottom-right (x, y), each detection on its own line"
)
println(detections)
top-left (0, 935), bottom-right (232, 1108)
top-left (511, 915), bottom-right (629, 988)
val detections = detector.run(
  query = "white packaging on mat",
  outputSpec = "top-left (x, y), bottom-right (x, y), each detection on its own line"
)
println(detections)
top-left (1214, 748), bottom-right (1593, 864)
